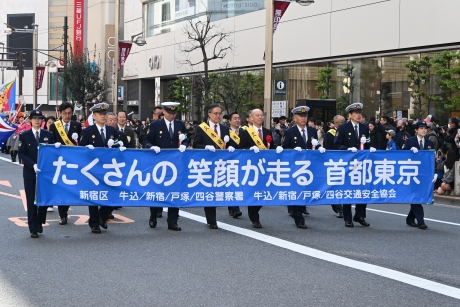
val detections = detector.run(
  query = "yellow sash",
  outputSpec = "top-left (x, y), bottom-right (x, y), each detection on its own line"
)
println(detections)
top-left (229, 129), bottom-right (240, 145)
top-left (327, 128), bottom-right (337, 137)
top-left (241, 126), bottom-right (248, 130)
top-left (55, 121), bottom-right (75, 146)
top-left (247, 126), bottom-right (267, 150)
top-left (199, 123), bottom-right (225, 149)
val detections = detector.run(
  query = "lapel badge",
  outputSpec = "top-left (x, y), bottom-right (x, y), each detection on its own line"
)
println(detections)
top-left (348, 132), bottom-right (351, 135)
top-left (160, 131), bottom-right (163, 134)
top-left (92, 135), bottom-right (96, 138)
top-left (294, 137), bottom-right (297, 140)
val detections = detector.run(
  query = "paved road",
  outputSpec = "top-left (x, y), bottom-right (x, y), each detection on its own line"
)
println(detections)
top-left (1, 155), bottom-right (460, 306)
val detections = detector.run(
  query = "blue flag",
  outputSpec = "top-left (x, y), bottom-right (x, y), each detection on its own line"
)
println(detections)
top-left (0, 114), bottom-right (17, 145)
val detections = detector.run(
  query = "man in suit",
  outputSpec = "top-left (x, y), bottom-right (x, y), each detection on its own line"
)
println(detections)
top-left (282, 106), bottom-right (326, 228)
top-left (79, 102), bottom-right (126, 234)
top-left (239, 108), bottom-right (279, 228)
top-left (18, 109), bottom-right (55, 238)
top-left (193, 104), bottom-right (239, 229)
top-left (227, 112), bottom-right (244, 218)
top-left (402, 120), bottom-right (434, 230)
top-left (117, 110), bottom-right (136, 148)
top-left (143, 102), bottom-right (189, 231)
top-left (323, 115), bottom-right (345, 218)
top-left (334, 103), bottom-right (376, 227)
top-left (49, 102), bottom-right (82, 225)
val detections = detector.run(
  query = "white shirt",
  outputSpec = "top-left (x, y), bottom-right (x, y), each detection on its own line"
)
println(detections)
top-left (351, 120), bottom-right (359, 137)
top-left (95, 123), bottom-right (106, 137)
top-left (32, 128), bottom-right (40, 140)
top-left (209, 121), bottom-right (221, 137)
top-left (297, 125), bottom-right (308, 140)
top-left (417, 136), bottom-right (424, 148)
top-left (164, 118), bottom-right (174, 134)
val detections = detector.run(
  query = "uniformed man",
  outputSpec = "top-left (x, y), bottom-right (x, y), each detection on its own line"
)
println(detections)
top-left (402, 120), bottom-right (434, 230)
top-left (193, 104), bottom-right (238, 229)
top-left (227, 111), bottom-right (243, 218)
top-left (144, 102), bottom-right (189, 231)
top-left (282, 106), bottom-right (326, 229)
top-left (18, 109), bottom-right (55, 238)
top-left (334, 103), bottom-right (376, 227)
top-left (49, 102), bottom-right (82, 225)
top-left (239, 108), bottom-right (282, 228)
top-left (78, 103), bottom-right (126, 234)
top-left (117, 110), bottom-right (136, 148)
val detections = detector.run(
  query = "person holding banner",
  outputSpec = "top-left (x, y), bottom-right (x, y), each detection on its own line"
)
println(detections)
top-left (193, 104), bottom-right (239, 229)
top-left (18, 109), bottom-right (55, 238)
top-left (334, 103), bottom-right (376, 228)
top-left (143, 102), bottom-right (189, 231)
top-left (49, 102), bottom-right (82, 226)
top-left (239, 108), bottom-right (278, 228)
top-left (227, 111), bottom-right (244, 218)
top-left (78, 103), bottom-right (126, 234)
top-left (402, 120), bottom-right (435, 230)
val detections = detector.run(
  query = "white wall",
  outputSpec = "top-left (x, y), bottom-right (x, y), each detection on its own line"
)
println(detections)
top-left (123, 0), bottom-right (460, 79)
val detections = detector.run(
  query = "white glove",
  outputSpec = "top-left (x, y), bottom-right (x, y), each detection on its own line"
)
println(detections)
top-left (370, 147), bottom-right (377, 153)
top-left (360, 137), bottom-right (367, 144)
top-left (432, 174), bottom-right (438, 183)
top-left (224, 135), bottom-right (230, 143)
top-left (228, 146), bottom-right (235, 153)
top-left (178, 145), bottom-right (186, 153)
top-left (72, 133), bottom-right (78, 141)
top-left (410, 147), bottom-right (418, 154)
top-left (118, 141), bottom-right (124, 148)
top-left (319, 147), bottom-right (326, 154)
top-left (13, 135), bottom-right (17, 139)
top-left (311, 139), bottom-right (319, 147)
top-left (33, 164), bottom-right (41, 173)
top-left (205, 145), bottom-right (216, 152)
top-left (54, 142), bottom-right (61, 148)
top-left (250, 146), bottom-right (260, 154)
top-left (107, 139), bottom-right (114, 148)
top-left (294, 147), bottom-right (302, 152)
top-left (150, 146), bottom-right (161, 153)
top-left (347, 147), bottom-right (358, 153)
top-left (119, 146), bottom-right (126, 152)
top-left (86, 145), bottom-right (94, 150)
top-left (179, 134), bottom-right (186, 142)
top-left (276, 146), bottom-right (283, 154)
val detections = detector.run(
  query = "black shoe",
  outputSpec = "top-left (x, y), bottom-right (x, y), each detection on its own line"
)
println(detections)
top-left (345, 221), bottom-right (354, 227)
top-left (232, 211), bottom-right (242, 219)
top-left (418, 224), bottom-right (428, 230)
top-left (228, 210), bottom-right (234, 216)
top-left (91, 226), bottom-right (101, 234)
top-left (99, 218), bottom-right (108, 229)
top-left (288, 210), bottom-right (293, 216)
top-left (168, 224), bottom-right (181, 231)
top-left (296, 222), bottom-right (308, 229)
top-left (406, 221), bottom-right (418, 227)
top-left (30, 232), bottom-right (39, 238)
top-left (336, 212), bottom-right (343, 218)
top-left (107, 214), bottom-right (115, 220)
top-left (37, 224), bottom-right (43, 234)
top-left (302, 209), bottom-right (310, 216)
top-left (149, 218), bottom-right (157, 228)
top-left (252, 221), bottom-right (262, 228)
top-left (156, 211), bottom-right (163, 218)
top-left (353, 217), bottom-right (370, 226)
top-left (59, 217), bottom-right (67, 225)
top-left (209, 223), bottom-right (218, 229)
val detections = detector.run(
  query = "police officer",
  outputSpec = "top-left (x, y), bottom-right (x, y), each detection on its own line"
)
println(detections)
top-left (18, 109), bottom-right (55, 238)
top-left (49, 102), bottom-right (82, 225)
top-left (193, 104), bottom-right (238, 229)
top-left (143, 102), bottom-right (189, 231)
top-left (334, 103), bottom-right (376, 227)
top-left (402, 120), bottom-right (434, 230)
top-left (282, 106), bottom-right (326, 229)
top-left (79, 103), bottom-right (126, 234)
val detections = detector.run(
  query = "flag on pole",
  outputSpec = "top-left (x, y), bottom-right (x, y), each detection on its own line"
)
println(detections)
top-left (0, 114), bottom-right (17, 146)
top-left (0, 80), bottom-right (16, 112)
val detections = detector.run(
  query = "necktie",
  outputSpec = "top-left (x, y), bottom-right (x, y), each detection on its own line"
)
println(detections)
top-left (101, 128), bottom-right (106, 144)
top-left (121, 128), bottom-right (124, 133)
top-left (302, 129), bottom-right (307, 143)
top-left (419, 139), bottom-right (423, 149)
top-left (354, 125), bottom-right (359, 139)
top-left (169, 123), bottom-right (173, 138)
top-left (235, 129), bottom-right (238, 136)
top-left (258, 128), bottom-right (262, 140)
top-left (35, 131), bottom-right (40, 144)
top-left (214, 124), bottom-right (218, 135)
top-left (65, 123), bottom-right (69, 134)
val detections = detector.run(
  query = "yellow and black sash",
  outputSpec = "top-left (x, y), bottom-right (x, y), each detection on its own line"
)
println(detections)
top-left (199, 123), bottom-right (225, 149)
top-left (229, 129), bottom-right (240, 145)
top-left (55, 121), bottom-right (75, 146)
top-left (247, 126), bottom-right (267, 150)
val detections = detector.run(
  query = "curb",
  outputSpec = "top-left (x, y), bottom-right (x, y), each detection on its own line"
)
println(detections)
top-left (433, 195), bottom-right (460, 207)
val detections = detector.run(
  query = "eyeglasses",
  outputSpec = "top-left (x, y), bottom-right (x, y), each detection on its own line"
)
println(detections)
top-left (61, 111), bottom-right (73, 115)
top-left (210, 112), bottom-right (222, 116)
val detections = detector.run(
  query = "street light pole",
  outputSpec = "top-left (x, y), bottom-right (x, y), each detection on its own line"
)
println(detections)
top-left (113, 0), bottom-right (120, 113)
top-left (32, 23), bottom-right (38, 110)
top-left (0, 42), bottom-right (4, 84)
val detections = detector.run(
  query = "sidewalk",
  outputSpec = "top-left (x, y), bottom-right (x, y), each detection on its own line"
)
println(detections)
top-left (433, 193), bottom-right (460, 207)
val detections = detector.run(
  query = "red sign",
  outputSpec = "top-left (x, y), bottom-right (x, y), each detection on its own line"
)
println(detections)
top-left (118, 42), bottom-right (132, 71)
top-left (273, 1), bottom-right (290, 34)
top-left (36, 66), bottom-right (46, 91)
top-left (74, 0), bottom-right (84, 55)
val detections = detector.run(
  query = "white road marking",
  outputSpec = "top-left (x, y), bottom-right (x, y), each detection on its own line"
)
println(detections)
top-left (363, 207), bottom-right (460, 227)
top-left (176, 209), bottom-right (460, 300)
top-left (0, 274), bottom-right (32, 306)
top-left (0, 156), bottom-right (23, 165)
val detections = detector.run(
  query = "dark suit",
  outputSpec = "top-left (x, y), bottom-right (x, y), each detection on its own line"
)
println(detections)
top-left (18, 129), bottom-right (55, 235)
top-left (49, 120), bottom-right (82, 220)
top-left (78, 124), bottom-right (119, 228)
top-left (282, 126), bottom-right (318, 225)
top-left (193, 122), bottom-right (237, 225)
top-left (402, 136), bottom-right (434, 226)
top-left (118, 126), bottom-right (136, 148)
top-left (144, 119), bottom-right (189, 225)
top-left (322, 128), bottom-right (343, 215)
top-left (239, 126), bottom-right (274, 224)
top-left (334, 121), bottom-right (370, 222)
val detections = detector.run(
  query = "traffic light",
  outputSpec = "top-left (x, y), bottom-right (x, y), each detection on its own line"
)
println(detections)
top-left (15, 51), bottom-right (26, 69)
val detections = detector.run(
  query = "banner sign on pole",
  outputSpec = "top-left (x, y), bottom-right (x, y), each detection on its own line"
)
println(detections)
top-left (35, 66), bottom-right (46, 91)
top-left (73, 0), bottom-right (85, 56)
top-left (118, 42), bottom-right (132, 71)
top-left (36, 146), bottom-right (435, 207)
top-left (263, 1), bottom-right (291, 60)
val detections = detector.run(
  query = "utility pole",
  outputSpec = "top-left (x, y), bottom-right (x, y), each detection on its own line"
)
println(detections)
top-left (16, 51), bottom-right (24, 99)
top-left (63, 16), bottom-right (68, 103)
top-left (32, 23), bottom-right (39, 109)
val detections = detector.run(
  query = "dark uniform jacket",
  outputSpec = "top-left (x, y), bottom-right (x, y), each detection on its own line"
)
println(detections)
top-left (144, 119), bottom-right (189, 149)
top-left (49, 120), bottom-right (82, 144)
top-left (282, 126), bottom-right (318, 149)
top-left (402, 136), bottom-right (434, 150)
top-left (334, 121), bottom-right (370, 150)
top-left (79, 124), bottom-right (119, 148)
top-left (239, 126), bottom-right (274, 149)
top-left (18, 129), bottom-right (55, 179)
top-left (118, 126), bottom-right (136, 148)
top-left (193, 122), bottom-right (238, 149)
top-left (323, 128), bottom-right (337, 150)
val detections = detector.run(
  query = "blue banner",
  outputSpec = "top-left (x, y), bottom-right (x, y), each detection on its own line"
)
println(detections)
top-left (36, 145), bottom-right (435, 207)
